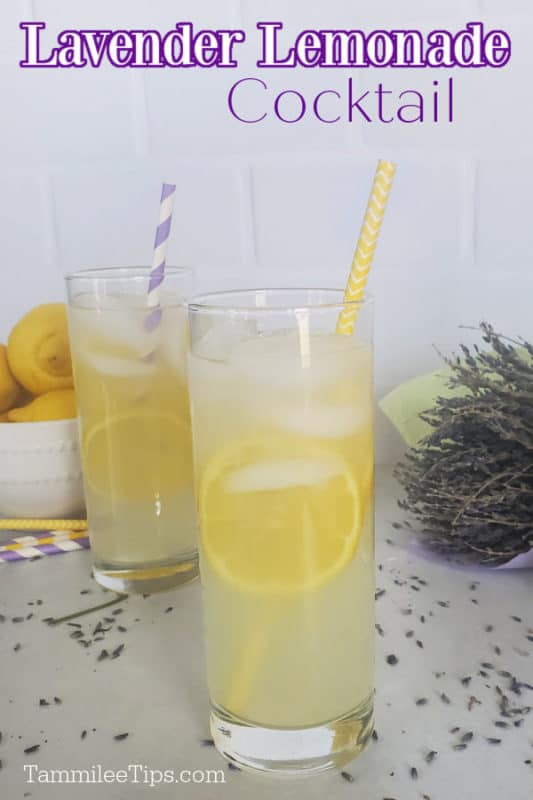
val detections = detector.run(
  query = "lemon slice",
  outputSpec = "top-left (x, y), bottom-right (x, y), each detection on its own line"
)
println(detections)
top-left (199, 437), bottom-right (362, 595)
top-left (83, 411), bottom-right (193, 500)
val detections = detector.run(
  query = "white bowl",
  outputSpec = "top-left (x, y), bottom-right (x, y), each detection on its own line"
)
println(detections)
top-left (0, 419), bottom-right (85, 519)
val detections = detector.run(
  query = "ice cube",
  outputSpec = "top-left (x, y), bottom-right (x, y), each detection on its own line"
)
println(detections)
top-left (231, 332), bottom-right (369, 391)
top-left (71, 298), bottom-right (149, 357)
top-left (273, 405), bottom-right (371, 438)
top-left (158, 305), bottom-right (188, 375)
top-left (226, 458), bottom-right (340, 493)
top-left (193, 319), bottom-right (257, 362)
top-left (81, 351), bottom-right (156, 378)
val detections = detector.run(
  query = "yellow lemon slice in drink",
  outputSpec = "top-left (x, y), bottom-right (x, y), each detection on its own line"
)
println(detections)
top-left (200, 438), bottom-right (362, 595)
top-left (83, 412), bottom-right (193, 500)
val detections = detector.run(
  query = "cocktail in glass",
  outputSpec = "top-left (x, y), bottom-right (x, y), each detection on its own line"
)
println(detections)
top-left (66, 267), bottom-right (197, 593)
top-left (188, 289), bottom-right (374, 774)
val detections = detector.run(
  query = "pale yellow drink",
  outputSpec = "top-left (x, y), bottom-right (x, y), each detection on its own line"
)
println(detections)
top-left (189, 327), bottom-right (374, 741)
top-left (67, 273), bottom-right (197, 593)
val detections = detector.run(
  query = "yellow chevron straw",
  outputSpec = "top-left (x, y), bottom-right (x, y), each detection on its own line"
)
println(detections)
top-left (0, 530), bottom-right (88, 553)
top-left (336, 160), bottom-right (397, 335)
top-left (0, 519), bottom-right (88, 532)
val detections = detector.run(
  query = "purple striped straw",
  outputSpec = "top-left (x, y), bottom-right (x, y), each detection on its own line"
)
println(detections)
top-left (145, 182), bottom-right (177, 332)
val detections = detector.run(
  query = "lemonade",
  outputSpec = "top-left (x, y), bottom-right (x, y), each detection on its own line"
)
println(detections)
top-left (67, 268), bottom-right (197, 592)
top-left (188, 290), bottom-right (374, 773)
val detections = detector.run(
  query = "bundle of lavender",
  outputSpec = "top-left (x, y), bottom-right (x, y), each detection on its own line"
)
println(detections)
top-left (381, 323), bottom-right (533, 566)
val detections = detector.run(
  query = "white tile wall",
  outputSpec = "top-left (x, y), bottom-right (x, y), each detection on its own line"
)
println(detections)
top-left (32, 0), bottom-right (240, 31)
top-left (51, 163), bottom-right (245, 277)
top-left (0, 66), bottom-right (136, 164)
top-left (0, 1), bottom-right (32, 66)
top-left (241, 0), bottom-right (483, 29)
top-left (0, 0), bottom-right (531, 464)
top-left (0, 172), bottom-right (62, 333)
top-left (476, 158), bottom-right (533, 272)
top-left (251, 158), bottom-right (470, 277)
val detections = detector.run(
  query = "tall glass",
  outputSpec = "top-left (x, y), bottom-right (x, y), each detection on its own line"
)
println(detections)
top-left (188, 289), bottom-right (374, 774)
top-left (66, 267), bottom-right (198, 593)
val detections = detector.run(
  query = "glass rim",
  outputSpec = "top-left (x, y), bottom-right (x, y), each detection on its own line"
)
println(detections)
top-left (65, 266), bottom-right (192, 282)
top-left (188, 287), bottom-right (374, 314)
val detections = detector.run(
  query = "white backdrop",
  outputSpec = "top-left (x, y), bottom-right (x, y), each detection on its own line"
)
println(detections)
top-left (1, 0), bottom-right (531, 462)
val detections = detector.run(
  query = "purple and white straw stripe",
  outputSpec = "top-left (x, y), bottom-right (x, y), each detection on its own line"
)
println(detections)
top-left (145, 182), bottom-right (176, 332)
top-left (0, 532), bottom-right (90, 564)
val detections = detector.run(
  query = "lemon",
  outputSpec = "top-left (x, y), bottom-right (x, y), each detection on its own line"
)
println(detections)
top-left (7, 303), bottom-right (73, 395)
top-left (199, 437), bottom-right (362, 595)
top-left (0, 411), bottom-right (11, 422)
top-left (83, 411), bottom-right (193, 500)
top-left (0, 343), bottom-right (22, 413)
top-left (8, 389), bottom-right (77, 422)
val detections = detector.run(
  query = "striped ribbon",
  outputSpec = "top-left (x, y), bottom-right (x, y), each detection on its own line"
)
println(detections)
top-left (145, 182), bottom-right (177, 333)
top-left (0, 530), bottom-right (90, 563)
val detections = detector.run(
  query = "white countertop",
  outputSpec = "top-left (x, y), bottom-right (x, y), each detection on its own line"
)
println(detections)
top-left (1, 467), bottom-right (532, 800)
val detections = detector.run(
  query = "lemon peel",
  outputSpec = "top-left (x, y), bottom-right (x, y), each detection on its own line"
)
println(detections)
top-left (199, 437), bottom-right (362, 595)
top-left (8, 389), bottom-right (77, 422)
top-left (0, 343), bottom-right (22, 412)
top-left (7, 304), bottom-right (73, 395)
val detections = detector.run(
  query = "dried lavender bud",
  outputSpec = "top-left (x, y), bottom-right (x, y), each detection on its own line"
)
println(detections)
top-left (386, 654), bottom-right (399, 666)
top-left (341, 771), bottom-right (354, 782)
top-left (395, 324), bottom-right (533, 565)
top-left (113, 733), bottom-right (129, 741)
top-left (111, 644), bottom-right (125, 659)
top-left (425, 750), bottom-right (438, 764)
